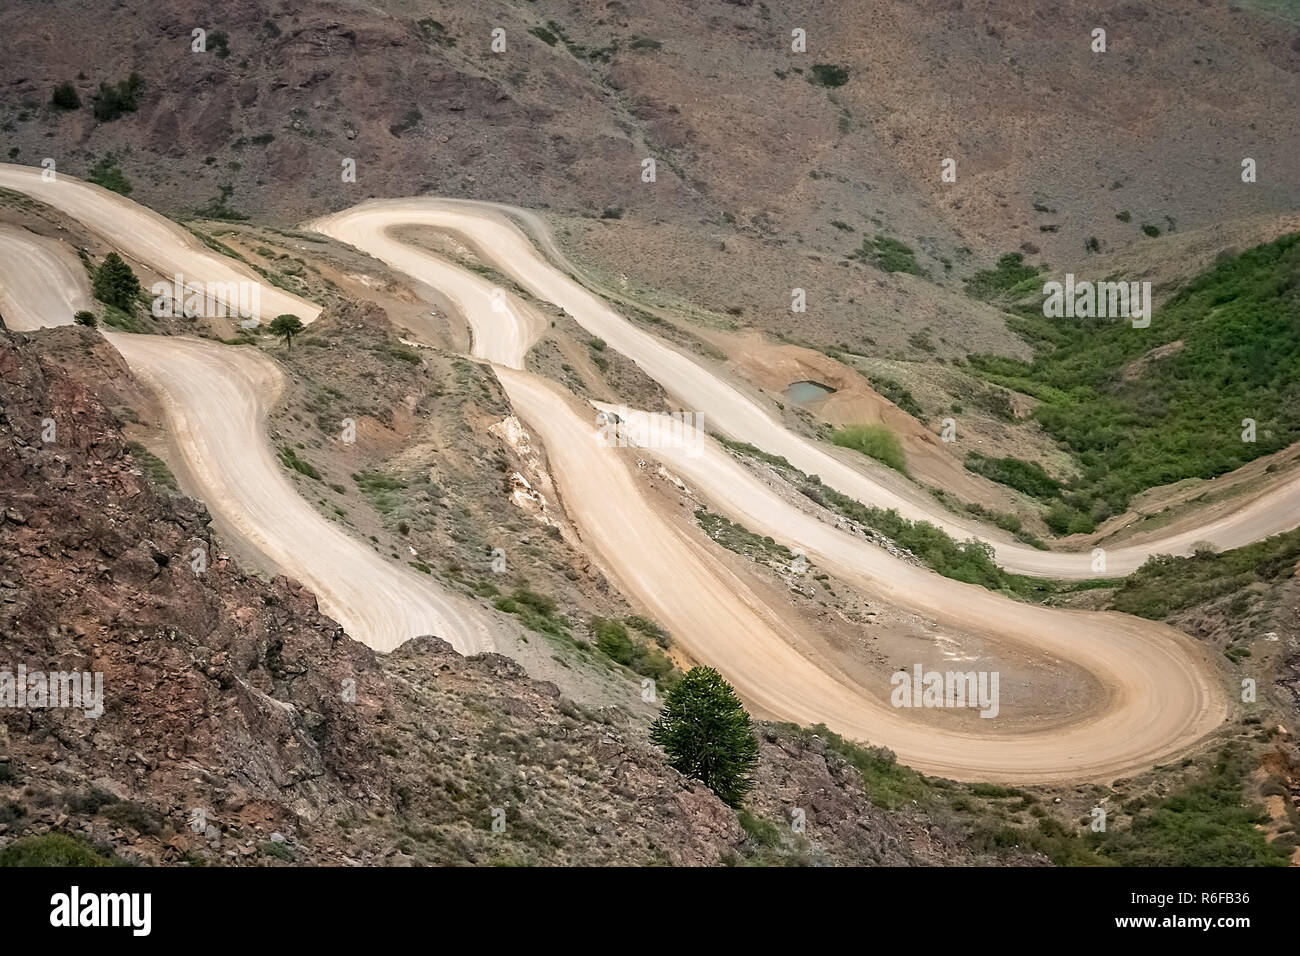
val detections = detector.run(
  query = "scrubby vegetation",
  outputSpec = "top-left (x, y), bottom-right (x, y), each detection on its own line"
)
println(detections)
top-left (494, 587), bottom-right (571, 641)
top-left (90, 73), bottom-right (143, 122)
top-left (51, 81), bottom-right (80, 110)
top-left (963, 252), bottom-right (1042, 301)
top-left (1112, 528), bottom-right (1300, 619)
top-left (971, 234), bottom-right (1300, 530)
top-left (711, 435), bottom-right (1081, 596)
top-left (832, 424), bottom-right (908, 474)
top-left (86, 155), bottom-right (131, 195)
top-left (352, 469), bottom-right (404, 511)
top-left (808, 64), bottom-right (850, 87)
top-left (964, 451), bottom-right (1061, 499)
top-left (278, 445), bottom-right (321, 480)
top-left (799, 723), bottom-right (930, 810)
top-left (1095, 747), bottom-right (1290, 866)
top-left (852, 235), bottom-right (926, 276)
top-left (195, 184), bottom-right (248, 221)
top-left (418, 19), bottom-right (457, 46)
top-left (589, 616), bottom-right (676, 684)
top-left (126, 442), bottom-right (178, 492)
top-left (866, 374), bottom-right (925, 418)
top-left (0, 832), bottom-right (117, 867)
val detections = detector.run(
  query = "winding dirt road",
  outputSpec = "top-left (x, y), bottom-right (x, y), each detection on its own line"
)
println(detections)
top-left (0, 224), bottom-right (92, 331)
top-left (315, 198), bottom-right (1300, 577)
top-left (102, 332), bottom-right (495, 655)
top-left (1, 166), bottom-right (1273, 780)
top-left (0, 166), bottom-right (485, 654)
top-left (310, 199), bottom-right (1234, 781)
top-left (0, 165), bottom-right (319, 324)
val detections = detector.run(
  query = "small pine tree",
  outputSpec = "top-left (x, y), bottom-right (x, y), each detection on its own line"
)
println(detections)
top-left (51, 82), bottom-right (81, 110)
top-left (268, 313), bottom-right (304, 349)
top-left (73, 310), bottom-right (97, 327)
top-left (650, 666), bottom-right (759, 807)
top-left (92, 253), bottom-right (140, 310)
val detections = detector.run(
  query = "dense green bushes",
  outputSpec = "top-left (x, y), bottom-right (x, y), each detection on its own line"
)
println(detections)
top-left (800, 481), bottom-right (1011, 591)
top-left (1112, 528), bottom-right (1300, 619)
top-left (86, 155), bottom-right (131, 195)
top-left (0, 833), bottom-right (116, 867)
top-left (589, 616), bottom-right (675, 683)
top-left (972, 234), bottom-right (1300, 521)
top-left (867, 375), bottom-right (925, 418)
top-left (1096, 748), bottom-right (1290, 866)
top-left (963, 252), bottom-right (1042, 301)
top-left (964, 451), bottom-right (1061, 499)
top-left (808, 64), bottom-right (849, 87)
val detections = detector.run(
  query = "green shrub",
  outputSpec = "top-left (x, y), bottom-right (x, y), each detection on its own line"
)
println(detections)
top-left (208, 30), bottom-right (230, 58)
top-left (590, 617), bottom-right (676, 681)
top-left (51, 82), bottom-right (80, 110)
top-left (803, 723), bottom-right (931, 809)
top-left (963, 252), bottom-right (1042, 301)
top-left (737, 810), bottom-right (781, 846)
top-left (964, 452), bottom-right (1061, 499)
top-left (0, 833), bottom-right (115, 867)
top-left (854, 235), bottom-right (926, 276)
top-left (91, 73), bottom-right (143, 121)
top-left (866, 375), bottom-right (924, 418)
top-left (86, 155), bottom-right (131, 196)
top-left (418, 19), bottom-right (457, 46)
top-left (1112, 528), bottom-right (1300, 619)
top-left (832, 424), bottom-right (908, 474)
top-left (808, 64), bottom-right (849, 87)
top-left (125, 441), bottom-right (178, 491)
top-left (1097, 747), bottom-right (1290, 866)
top-left (278, 445), bottom-right (321, 480)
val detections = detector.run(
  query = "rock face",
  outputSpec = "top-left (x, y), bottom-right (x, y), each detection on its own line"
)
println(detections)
top-left (0, 325), bottom-right (1021, 865)
top-left (0, 324), bottom-right (392, 861)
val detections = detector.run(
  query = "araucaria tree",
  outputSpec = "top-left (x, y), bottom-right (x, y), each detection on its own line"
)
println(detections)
top-left (650, 666), bottom-right (760, 807)
top-left (269, 313), bottom-right (305, 350)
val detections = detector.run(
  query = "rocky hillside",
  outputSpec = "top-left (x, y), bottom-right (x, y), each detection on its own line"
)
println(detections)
top-left (2, 0), bottom-right (1295, 261)
top-left (0, 322), bottom-right (1031, 865)
top-left (3, 0), bottom-right (1296, 365)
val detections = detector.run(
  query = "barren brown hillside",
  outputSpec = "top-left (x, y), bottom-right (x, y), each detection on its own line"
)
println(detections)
top-left (2, 0), bottom-right (1296, 264)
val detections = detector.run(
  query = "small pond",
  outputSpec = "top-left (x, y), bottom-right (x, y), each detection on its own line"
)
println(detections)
top-left (783, 380), bottom-right (837, 404)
